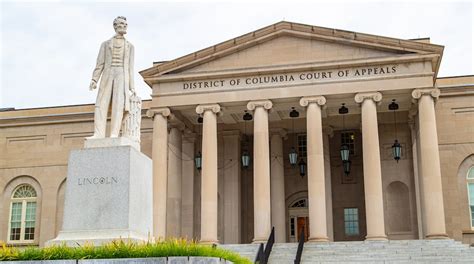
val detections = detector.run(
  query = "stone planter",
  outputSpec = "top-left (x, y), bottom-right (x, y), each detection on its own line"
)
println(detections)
top-left (0, 257), bottom-right (233, 263)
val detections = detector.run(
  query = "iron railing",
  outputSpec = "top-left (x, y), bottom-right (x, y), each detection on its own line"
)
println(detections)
top-left (294, 227), bottom-right (305, 264)
top-left (254, 227), bottom-right (275, 264)
top-left (254, 243), bottom-right (264, 264)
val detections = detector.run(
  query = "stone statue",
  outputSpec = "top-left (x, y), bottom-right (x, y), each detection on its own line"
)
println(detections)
top-left (88, 16), bottom-right (139, 139)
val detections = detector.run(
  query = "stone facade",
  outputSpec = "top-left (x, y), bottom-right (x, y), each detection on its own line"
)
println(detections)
top-left (0, 21), bottom-right (473, 247)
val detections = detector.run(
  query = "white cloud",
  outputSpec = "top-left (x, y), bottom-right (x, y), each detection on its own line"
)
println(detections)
top-left (1, 1), bottom-right (472, 109)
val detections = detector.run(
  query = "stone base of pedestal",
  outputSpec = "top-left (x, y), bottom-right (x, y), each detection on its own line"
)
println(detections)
top-left (46, 145), bottom-right (152, 246)
top-left (84, 137), bottom-right (140, 151)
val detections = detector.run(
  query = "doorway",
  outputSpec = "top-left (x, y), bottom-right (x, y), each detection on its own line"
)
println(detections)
top-left (288, 198), bottom-right (309, 242)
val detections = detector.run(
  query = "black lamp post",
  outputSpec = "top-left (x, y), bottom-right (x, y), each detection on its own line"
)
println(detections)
top-left (389, 99), bottom-right (402, 162)
top-left (194, 151), bottom-right (202, 171)
top-left (289, 107), bottom-right (299, 166)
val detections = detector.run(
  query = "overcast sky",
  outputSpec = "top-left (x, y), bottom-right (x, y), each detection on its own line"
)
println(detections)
top-left (1, 0), bottom-right (473, 109)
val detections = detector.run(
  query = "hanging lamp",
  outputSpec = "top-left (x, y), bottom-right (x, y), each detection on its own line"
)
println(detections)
top-left (289, 107), bottom-right (299, 166)
top-left (339, 103), bottom-right (351, 175)
top-left (241, 111), bottom-right (253, 169)
top-left (194, 116), bottom-right (203, 170)
top-left (389, 99), bottom-right (402, 162)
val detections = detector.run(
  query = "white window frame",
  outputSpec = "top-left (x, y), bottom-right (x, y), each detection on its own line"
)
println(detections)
top-left (467, 166), bottom-right (474, 229)
top-left (7, 185), bottom-right (37, 244)
top-left (343, 207), bottom-right (360, 236)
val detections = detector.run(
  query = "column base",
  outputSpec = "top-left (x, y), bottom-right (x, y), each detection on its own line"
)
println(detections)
top-left (365, 235), bottom-right (388, 241)
top-left (308, 237), bottom-right (329, 243)
top-left (426, 233), bottom-right (449, 239)
top-left (199, 239), bottom-right (220, 245)
top-left (252, 238), bottom-right (267, 244)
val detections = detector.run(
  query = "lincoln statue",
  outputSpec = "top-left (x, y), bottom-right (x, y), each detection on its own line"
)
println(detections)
top-left (88, 16), bottom-right (136, 138)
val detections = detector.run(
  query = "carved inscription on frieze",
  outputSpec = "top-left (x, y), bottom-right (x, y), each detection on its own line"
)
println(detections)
top-left (182, 65), bottom-right (398, 91)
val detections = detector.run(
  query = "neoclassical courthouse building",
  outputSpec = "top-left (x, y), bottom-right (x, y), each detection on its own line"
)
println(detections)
top-left (1, 22), bottom-right (473, 247)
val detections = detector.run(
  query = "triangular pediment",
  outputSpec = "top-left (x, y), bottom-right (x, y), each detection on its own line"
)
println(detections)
top-left (140, 21), bottom-right (443, 85)
top-left (176, 35), bottom-right (401, 74)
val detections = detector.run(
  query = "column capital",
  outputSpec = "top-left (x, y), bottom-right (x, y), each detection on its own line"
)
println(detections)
top-left (299, 96), bottom-right (326, 107)
top-left (146, 107), bottom-right (171, 119)
top-left (354, 92), bottom-right (382, 104)
top-left (196, 104), bottom-right (221, 114)
top-left (411, 88), bottom-right (440, 101)
top-left (247, 100), bottom-right (273, 111)
top-left (270, 128), bottom-right (288, 140)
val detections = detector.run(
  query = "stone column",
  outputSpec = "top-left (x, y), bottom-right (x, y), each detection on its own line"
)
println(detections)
top-left (412, 88), bottom-right (448, 239)
top-left (300, 96), bottom-right (328, 242)
top-left (181, 133), bottom-right (196, 240)
top-left (408, 108), bottom-right (424, 239)
top-left (323, 126), bottom-right (334, 241)
top-left (354, 92), bottom-right (387, 240)
top-left (223, 130), bottom-right (241, 244)
top-left (146, 107), bottom-right (171, 240)
top-left (270, 129), bottom-right (287, 243)
top-left (167, 126), bottom-right (183, 238)
top-left (196, 104), bottom-right (221, 244)
top-left (247, 100), bottom-right (273, 243)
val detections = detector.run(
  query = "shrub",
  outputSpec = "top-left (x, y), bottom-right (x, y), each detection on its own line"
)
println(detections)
top-left (0, 239), bottom-right (251, 264)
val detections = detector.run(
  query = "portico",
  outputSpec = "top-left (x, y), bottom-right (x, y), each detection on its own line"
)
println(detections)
top-left (140, 21), bottom-right (447, 243)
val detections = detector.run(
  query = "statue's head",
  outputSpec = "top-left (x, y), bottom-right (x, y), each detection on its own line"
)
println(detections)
top-left (113, 16), bottom-right (127, 35)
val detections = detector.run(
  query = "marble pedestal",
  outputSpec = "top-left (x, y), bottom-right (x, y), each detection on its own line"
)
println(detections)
top-left (47, 144), bottom-right (152, 246)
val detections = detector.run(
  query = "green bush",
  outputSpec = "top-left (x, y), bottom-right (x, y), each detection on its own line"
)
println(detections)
top-left (0, 239), bottom-right (251, 264)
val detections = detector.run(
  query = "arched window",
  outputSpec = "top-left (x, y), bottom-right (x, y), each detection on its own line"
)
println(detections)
top-left (467, 166), bottom-right (474, 228)
top-left (8, 184), bottom-right (37, 243)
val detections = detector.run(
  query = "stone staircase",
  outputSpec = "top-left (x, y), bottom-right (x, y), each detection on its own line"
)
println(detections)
top-left (220, 239), bottom-right (474, 263)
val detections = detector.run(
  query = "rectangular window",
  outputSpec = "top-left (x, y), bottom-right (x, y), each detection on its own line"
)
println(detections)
top-left (290, 217), bottom-right (295, 236)
top-left (468, 183), bottom-right (474, 227)
top-left (341, 131), bottom-right (355, 155)
top-left (10, 202), bottom-right (22, 241)
top-left (344, 208), bottom-right (359, 236)
top-left (297, 134), bottom-right (307, 158)
top-left (24, 202), bottom-right (36, 240)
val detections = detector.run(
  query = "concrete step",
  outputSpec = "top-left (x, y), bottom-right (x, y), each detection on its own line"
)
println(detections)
top-left (221, 240), bottom-right (474, 263)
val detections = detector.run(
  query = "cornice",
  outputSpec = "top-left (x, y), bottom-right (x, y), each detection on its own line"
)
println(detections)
top-left (144, 53), bottom-right (439, 84)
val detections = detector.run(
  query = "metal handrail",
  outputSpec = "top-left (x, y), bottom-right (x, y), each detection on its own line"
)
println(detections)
top-left (294, 227), bottom-right (305, 264)
top-left (254, 243), bottom-right (264, 264)
top-left (263, 227), bottom-right (275, 263)
top-left (254, 226), bottom-right (275, 264)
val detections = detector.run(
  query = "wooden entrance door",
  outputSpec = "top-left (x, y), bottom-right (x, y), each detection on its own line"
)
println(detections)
top-left (297, 217), bottom-right (309, 242)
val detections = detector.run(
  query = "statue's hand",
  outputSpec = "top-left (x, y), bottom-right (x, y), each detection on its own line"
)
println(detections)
top-left (89, 80), bottom-right (97, 91)
top-left (130, 88), bottom-right (136, 96)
